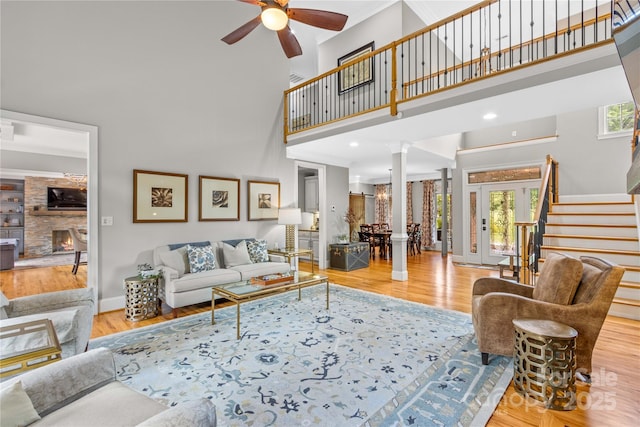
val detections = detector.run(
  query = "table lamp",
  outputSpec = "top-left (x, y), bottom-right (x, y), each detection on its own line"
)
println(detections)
top-left (278, 208), bottom-right (301, 250)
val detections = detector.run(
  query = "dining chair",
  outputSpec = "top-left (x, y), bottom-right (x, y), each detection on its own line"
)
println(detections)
top-left (69, 228), bottom-right (87, 275)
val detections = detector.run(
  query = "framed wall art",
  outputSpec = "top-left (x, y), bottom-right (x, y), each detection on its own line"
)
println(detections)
top-left (199, 175), bottom-right (240, 221)
top-left (247, 180), bottom-right (280, 221)
top-left (133, 169), bottom-right (188, 223)
top-left (338, 41), bottom-right (375, 94)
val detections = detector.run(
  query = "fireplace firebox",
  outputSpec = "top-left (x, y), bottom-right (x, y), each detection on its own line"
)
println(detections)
top-left (52, 230), bottom-right (73, 254)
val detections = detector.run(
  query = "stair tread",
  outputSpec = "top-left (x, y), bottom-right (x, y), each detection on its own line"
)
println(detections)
top-left (541, 245), bottom-right (640, 256)
top-left (543, 234), bottom-right (638, 241)
top-left (538, 258), bottom-right (640, 272)
top-left (545, 223), bottom-right (637, 228)
top-left (555, 201), bottom-right (635, 206)
top-left (620, 281), bottom-right (640, 289)
top-left (548, 212), bottom-right (635, 215)
top-left (612, 297), bottom-right (640, 307)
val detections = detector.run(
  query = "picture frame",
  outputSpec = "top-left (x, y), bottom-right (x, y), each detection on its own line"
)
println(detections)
top-left (133, 169), bottom-right (188, 223)
top-left (198, 175), bottom-right (240, 221)
top-left (338, 41), bottom-right (375, 94)
top-left (247, 180), bottom-right (280, 221)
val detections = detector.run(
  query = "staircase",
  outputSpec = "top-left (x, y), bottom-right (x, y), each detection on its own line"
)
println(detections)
top-left (540, 194), bottom-right (640, 320)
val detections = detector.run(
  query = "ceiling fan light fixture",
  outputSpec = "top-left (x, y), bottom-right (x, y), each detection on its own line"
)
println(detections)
top-left (261, 7), bottom-right (288, 31)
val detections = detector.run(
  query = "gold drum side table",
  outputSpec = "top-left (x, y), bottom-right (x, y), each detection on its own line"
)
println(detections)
top-left (124, 276), bottom-right (159, 321)
top-left (512, 318), bottom-right (578, 410)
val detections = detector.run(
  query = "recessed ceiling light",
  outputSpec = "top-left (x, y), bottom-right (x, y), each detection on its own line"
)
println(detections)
top-left (483, 112), bottom-right (497, 120)
top-left (349, 141), bottom-right (359, 147)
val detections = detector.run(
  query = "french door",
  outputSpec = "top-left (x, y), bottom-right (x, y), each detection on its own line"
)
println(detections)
top-left (466, 182), bottom-right (539, 265)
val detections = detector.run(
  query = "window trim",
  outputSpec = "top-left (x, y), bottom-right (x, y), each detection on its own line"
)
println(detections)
top-left (598, 102), bottom-right (634, 139)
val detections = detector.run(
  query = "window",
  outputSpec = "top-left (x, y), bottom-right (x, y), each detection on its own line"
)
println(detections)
top-left (600, 102), bottom-right (635, 137)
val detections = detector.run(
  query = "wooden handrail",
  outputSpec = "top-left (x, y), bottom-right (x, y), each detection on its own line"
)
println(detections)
top-left (402, 13), bottom-right (612, 96)
top-left (284, 0), bottom-right (617, 140)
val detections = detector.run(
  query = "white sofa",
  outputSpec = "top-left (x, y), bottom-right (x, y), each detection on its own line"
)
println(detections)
top-left (0, 347), bottom-right (216, 426)
top-left (152, 239), bottom-right (290, 316)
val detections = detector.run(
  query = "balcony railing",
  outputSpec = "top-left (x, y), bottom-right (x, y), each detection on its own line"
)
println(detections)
top-left (284, 0), bottom-right (616, 141)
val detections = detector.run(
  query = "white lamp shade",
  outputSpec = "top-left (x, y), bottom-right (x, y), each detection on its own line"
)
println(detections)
top-left (261, 7), bottom-right (288, 31)
top-left (278, 208), bottom-right (302, 225)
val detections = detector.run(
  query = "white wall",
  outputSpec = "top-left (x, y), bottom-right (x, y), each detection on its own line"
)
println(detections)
top-left (1, 1), bottom-right (292, 306)
top-left (318, 2), bottom-right (403, 74)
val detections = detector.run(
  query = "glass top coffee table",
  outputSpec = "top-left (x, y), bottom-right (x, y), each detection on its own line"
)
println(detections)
top-left (212, 272), bottom-right (329, 339)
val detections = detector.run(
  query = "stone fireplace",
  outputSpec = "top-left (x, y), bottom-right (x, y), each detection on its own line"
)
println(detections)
top-left (52, 230), bottom-right (74, 254)
top-left (23, 177), bottom-right (87, 257)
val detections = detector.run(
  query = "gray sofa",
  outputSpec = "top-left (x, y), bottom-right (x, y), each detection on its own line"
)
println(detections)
top-left (153, 239), bottom-right (290, 316)
top-left (0, 347), bottom-right (216, 426)
top-left (0, 288), bottom-right (95, 359)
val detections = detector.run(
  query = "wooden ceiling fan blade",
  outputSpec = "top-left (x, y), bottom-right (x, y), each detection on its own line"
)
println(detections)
top-left (237, 0), bottom-right (264, 5)
top-left (277, 26), bottom-right (302, 58)
top-left (288, 8), bottom-right (348, 31)
top-left (221, 16), bottom-right (262, 45)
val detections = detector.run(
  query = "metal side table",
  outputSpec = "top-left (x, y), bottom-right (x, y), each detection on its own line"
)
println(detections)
top-left (513, 318), bottom-right (578, 410)
top-left (124, 275), bottom-right (159, 321)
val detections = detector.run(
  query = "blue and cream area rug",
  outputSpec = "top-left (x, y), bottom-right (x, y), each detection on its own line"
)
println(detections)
top-left (90, 284), bottom-right (512, 426)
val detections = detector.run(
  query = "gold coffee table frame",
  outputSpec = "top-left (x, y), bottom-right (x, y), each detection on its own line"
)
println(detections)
top-left (268, 248), bottom-right (314, 273)
top-left (212, 272), bottom-right (329, 339)
top-left (0, 319), bottom-right (62, 378)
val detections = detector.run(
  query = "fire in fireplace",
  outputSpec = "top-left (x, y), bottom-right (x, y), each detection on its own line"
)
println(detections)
top-left (52, 230), bottom-right (73, 254)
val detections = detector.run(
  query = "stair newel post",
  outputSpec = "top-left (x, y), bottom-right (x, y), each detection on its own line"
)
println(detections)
top-left (515, 221), bottom-right (535, 285)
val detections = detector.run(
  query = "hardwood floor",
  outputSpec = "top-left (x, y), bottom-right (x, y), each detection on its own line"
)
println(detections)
top-left (1, 252), bottom-right (638, 426)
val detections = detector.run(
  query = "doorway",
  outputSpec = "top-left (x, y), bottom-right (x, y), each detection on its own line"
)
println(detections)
top-left (479, 183), bottom-right (538, 265)
top-left (294, 161), bottom-right (327, 269)
top-left (0, 110), bottom-right (98, 298)
top-left (463, 164), bottom-right (542, 265)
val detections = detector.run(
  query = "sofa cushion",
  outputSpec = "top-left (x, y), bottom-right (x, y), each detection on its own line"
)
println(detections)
top-left (247, 239), bottom-right (269, 263)
top-left (533, 252), bottom-right (583, 304)
top-left (158, 246), bottom-right (190, 277)
top-left (0, 309), bottom-right (79, 345)
top-left (187, 244), bottom-right (216, 273)
top-left (222, 240), bottom-right (252, 268)
top-left (30, 381), bottom-right (166, 427)
top-left (168, 241), bottom-right (210, 251)
top-left (0, 381), bottom-right (41, 427)
top-left (167, 269), bottom-right (242, 294)
top-left (230, 262), bottom-right (291, 281)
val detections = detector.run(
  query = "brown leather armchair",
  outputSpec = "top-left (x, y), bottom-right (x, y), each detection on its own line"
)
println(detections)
top-left (472, 252), bottom-right (624, 375)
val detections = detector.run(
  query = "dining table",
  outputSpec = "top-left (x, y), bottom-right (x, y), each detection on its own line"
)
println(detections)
top-left (369, 230), bottom-right (392, 259)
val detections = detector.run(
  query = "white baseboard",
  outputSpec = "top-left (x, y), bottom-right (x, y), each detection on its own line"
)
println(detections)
top-left (98, 296), bottom-right (125, 313)
top-left (392, 270), bottom-right (409, 281)
top-left (451, 255), bottom-right (466, 263)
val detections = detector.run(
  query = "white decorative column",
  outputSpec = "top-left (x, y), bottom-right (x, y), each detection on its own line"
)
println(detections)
top-left (390, 142), bottom-right (410, 281)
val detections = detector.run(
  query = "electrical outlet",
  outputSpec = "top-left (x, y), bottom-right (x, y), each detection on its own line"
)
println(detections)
top-left (101, 216), bottom-right (113, 226)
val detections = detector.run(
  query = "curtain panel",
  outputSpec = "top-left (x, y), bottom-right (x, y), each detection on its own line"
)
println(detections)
top-left (406, 182), bottom-right (413, 225)
top-left (422, 180), bottom-right (435, 247)
top-left (375, 184), bottom-right (388, 225)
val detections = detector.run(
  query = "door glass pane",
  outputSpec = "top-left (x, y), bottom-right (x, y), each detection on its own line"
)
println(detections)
top-left (489, 190), bottom-right (515, 255)
top-left (470, 192), bottom-right (477, 253)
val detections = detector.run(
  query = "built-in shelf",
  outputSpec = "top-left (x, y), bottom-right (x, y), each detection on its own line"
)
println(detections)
top-left (31, 210), bottom-right (87, 217)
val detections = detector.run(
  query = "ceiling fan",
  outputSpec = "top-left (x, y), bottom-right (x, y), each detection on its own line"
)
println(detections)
top-left (221, 0), bottom-right (348, 58)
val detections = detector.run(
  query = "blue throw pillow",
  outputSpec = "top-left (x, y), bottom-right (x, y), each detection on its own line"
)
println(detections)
top-left (186, 244), bottom-right (216, 273)
top-left (247, 239), bottom-right (269, 263)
